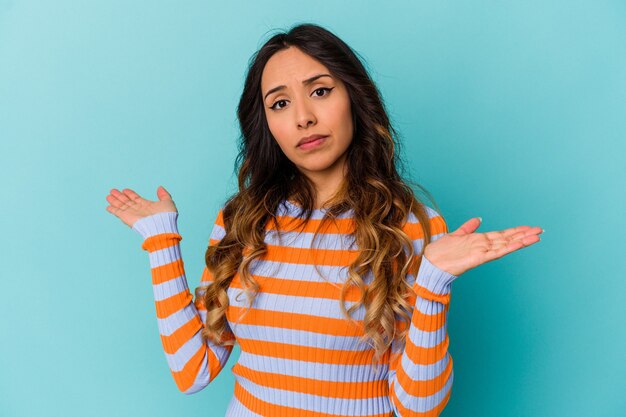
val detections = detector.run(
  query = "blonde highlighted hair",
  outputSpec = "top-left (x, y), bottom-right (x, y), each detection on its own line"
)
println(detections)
top-left (195, 23), bottom-right (448, 369)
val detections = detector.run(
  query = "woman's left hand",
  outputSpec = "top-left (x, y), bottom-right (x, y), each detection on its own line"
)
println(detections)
top-left (423, 217), bottom-right (544, 277)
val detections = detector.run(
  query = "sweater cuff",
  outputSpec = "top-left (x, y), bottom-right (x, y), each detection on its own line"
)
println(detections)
top-left (414, 254), bottom-right (458, 296)
top-left (131, 212), bottom-right (179, 240)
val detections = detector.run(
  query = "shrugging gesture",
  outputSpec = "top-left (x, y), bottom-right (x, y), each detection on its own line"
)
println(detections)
top-left (424, 217), bottom-right (544, 277)
top-left (105, 186), bottom-right (177, 228)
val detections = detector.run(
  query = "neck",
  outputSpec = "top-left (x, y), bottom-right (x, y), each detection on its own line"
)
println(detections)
top-left (302, 153), bottom-right (348, 209)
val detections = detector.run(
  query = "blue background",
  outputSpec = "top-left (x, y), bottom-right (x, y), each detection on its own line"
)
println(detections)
top-left (1, 1), bottom-right (624, 416)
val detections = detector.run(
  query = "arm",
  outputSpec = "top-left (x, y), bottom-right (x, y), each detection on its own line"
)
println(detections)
top-left (388, 209), bottom-right (458, 416)
top-left (132, 210), bottom-right (235, 394)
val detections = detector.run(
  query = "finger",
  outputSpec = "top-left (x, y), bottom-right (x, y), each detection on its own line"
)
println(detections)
top-left (450, 217), bottom-right (482, 236)
top-left (484, 234), bottom-right (541, 261)
top-left (483, 226), bottom-right (533, 241)
top-left (503, 227), bottom-right (543, 244)
top-left (111, 188), bottom-right (129, 205)
top-left (121, 189), bottom-right (143, 207)
top-left (105, 204), bottom-right (122, 216)
top-left (110, 188), bottom-right (132, 207)
top-left (106, 192), bottom-right (128, 209)
top-left (484, 227), bottom-right (542, 247)
top-left (157, 185), bottom-right (172, 201)
top-left (122, 188), bottom-right (143, 203)
top-left (105, 205), bottom-right (134, 227)
top-left (514, 226), bottom-right (543, 239)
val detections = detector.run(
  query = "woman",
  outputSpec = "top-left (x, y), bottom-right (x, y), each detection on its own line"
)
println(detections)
top-left (105, 23), bottom-right (542, 416)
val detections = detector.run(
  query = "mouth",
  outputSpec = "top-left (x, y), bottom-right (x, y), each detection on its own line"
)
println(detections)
top-left (297, 135), bottom-right (328, 150)
top-left (297, 135), bottom-right (328, 148)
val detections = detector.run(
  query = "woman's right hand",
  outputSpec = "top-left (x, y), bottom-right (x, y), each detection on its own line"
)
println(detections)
top-left (105, 186), bottom-right (178, 228)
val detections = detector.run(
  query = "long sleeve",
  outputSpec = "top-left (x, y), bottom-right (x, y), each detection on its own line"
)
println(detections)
top-left (132, 210), bottom-right (235, 394)
top-left (388, 210), bottom-right (458, 416)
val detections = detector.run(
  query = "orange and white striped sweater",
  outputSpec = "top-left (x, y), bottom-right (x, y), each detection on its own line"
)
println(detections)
top-left (132, 199), bottom-right (457, 416)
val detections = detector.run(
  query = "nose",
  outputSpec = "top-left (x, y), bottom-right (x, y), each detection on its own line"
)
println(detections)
top-left (295, 97), bottom-right (316, 129)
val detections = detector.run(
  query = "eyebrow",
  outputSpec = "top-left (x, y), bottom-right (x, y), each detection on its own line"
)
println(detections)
top-left (263, 73), bottom-right (333, 101)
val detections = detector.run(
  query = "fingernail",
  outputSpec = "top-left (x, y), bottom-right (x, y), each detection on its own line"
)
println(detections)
top-left (477, 217), bottom-right (482, 223)
top-left (542, 228), bottom-right (545, 233)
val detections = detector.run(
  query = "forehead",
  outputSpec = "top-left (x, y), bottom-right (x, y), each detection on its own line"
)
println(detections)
top-left (261, 47), bottom-right (330, 90)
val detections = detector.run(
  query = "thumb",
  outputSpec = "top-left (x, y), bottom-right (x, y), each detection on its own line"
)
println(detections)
top-left (449, 217), bottom-right (482, 236)
top-left (157, 185), bottom-right (172, 201)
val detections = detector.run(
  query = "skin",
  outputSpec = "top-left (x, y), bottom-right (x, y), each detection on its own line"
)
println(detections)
top-left (261, 46), bottom-right (354, 208)
top-left (105, 48), bottom-right (544, 277)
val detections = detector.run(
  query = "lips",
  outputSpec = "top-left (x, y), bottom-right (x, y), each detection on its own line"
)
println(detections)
top-left (297, 134), bottom-right (328, 147)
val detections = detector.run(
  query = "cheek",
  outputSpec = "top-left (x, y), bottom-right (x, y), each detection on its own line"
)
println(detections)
top-left (331, 101), bottom-right (353, 143)
top-left (267, 118), bottom-right (291, 150)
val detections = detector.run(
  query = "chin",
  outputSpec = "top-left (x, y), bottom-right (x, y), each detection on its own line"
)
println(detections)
top-left (297, 160), bottom-right (336, 172)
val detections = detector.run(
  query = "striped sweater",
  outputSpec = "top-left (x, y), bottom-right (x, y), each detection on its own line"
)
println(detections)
top-left (132, 199), bottom-right (458, 416)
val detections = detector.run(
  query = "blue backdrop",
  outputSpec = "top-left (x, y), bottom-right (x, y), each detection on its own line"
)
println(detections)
top-left (1, 1), bottom-right (624, 416)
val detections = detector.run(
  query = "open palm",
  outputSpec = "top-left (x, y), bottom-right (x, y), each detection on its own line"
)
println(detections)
top-left (105, 186), bottom-right (177, 228)
top-left (424, 217), bottom-right (544, 277)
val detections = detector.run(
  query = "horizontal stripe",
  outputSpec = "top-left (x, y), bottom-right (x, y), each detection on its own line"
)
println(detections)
top-left (245, 258), bottom-right (372, 284)
top-left (155, 288), bottom-right (192, 319)
top-left (150, 257), bottom-right (185, 286)
top-left (410, 303), bottom-right (448, 333)
top-left (132, 211), bottom-right (179, 240)
top-left (414, 284), bottom-right (451, 305)
top-left (390, 364), bottom-right (453, 415)
top-left (246, 226), bottom-right (443, 268)
top-left (157, 303), bottom-right (203, 336)
top-left (227, 275), bottom-right (366, 302)
top-left (407, 319), bottom-right (447, 349)
top-left (141, 232), bottom-right (181, 253)
top-left (164, 333), bottom-right (233, 387)
top-left (280, 200), bottom-right (355, 219)
top-left (236, 351), bottom-right (388, 383)
top-left (263, 244), bottom-right (360, 266)
top-left (225, 277), bottom-right (445, 316)
top-left (134, 201), bottom-right (456, 416)
top-left (183, 362), bottom-right (210, 395)
top-left (148, 243), bottom-right (182, 268)
top-left (264, 227), bottom-right (358, 251)
top-left (227, 287), bottom-right (367, 320)
top-left (221, 255), bottom-right (445, 289)
top-left (270, 214), bottom-right (357, 235)
top-left (404, 333), bottom-right (450, 366)
top-left (164, 334), bottom-right (206, 372)
top-left (398, 352), bottom-right (451, 381)
top-left (153, 274), bottom-right (188, 302)
top-left (170, 343), bottom-right (206, 392)
top-left (233, 337), bottom-right (384, 366)
top-left (225, 286), bottom-right (445, 316)
top-left (234, 374), bottom-right (393, 416)
top-left (210, 223), bottom-right (226, 241)
top-left (160, 314), bottom-right (203, 354)
top-left (233, 362), bottom-right (388, 398)
top-left (394, 354), bottom-right (453, 397)
top-left (230, 323), bottom-right (374, 351)
top-left (228, 305), bottom-right (364, 337)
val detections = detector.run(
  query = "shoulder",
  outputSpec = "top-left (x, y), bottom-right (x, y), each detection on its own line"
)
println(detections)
top-left (402, 205), bottom-right (449, 242)
top-left (208, 205), bottom-right (227, 245)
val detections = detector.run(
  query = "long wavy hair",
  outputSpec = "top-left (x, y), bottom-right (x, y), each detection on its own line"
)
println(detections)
top-left (196, 23), bottom-right (444, 368)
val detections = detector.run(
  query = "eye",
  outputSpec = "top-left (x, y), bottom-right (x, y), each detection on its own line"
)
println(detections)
top-left (270, 99), bottom-right (288, 111)
top-left (269, 87), bottom-right (334, 111)
top-left (313, 87), bottom-right (333, 97)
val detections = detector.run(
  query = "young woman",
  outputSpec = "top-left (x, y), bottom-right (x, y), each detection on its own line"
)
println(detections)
top-left (105, 23), bottom-right (542, 417)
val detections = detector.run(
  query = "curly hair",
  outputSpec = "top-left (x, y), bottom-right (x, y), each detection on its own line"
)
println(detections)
top-left (195, 23), bottom-right (445, 370)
